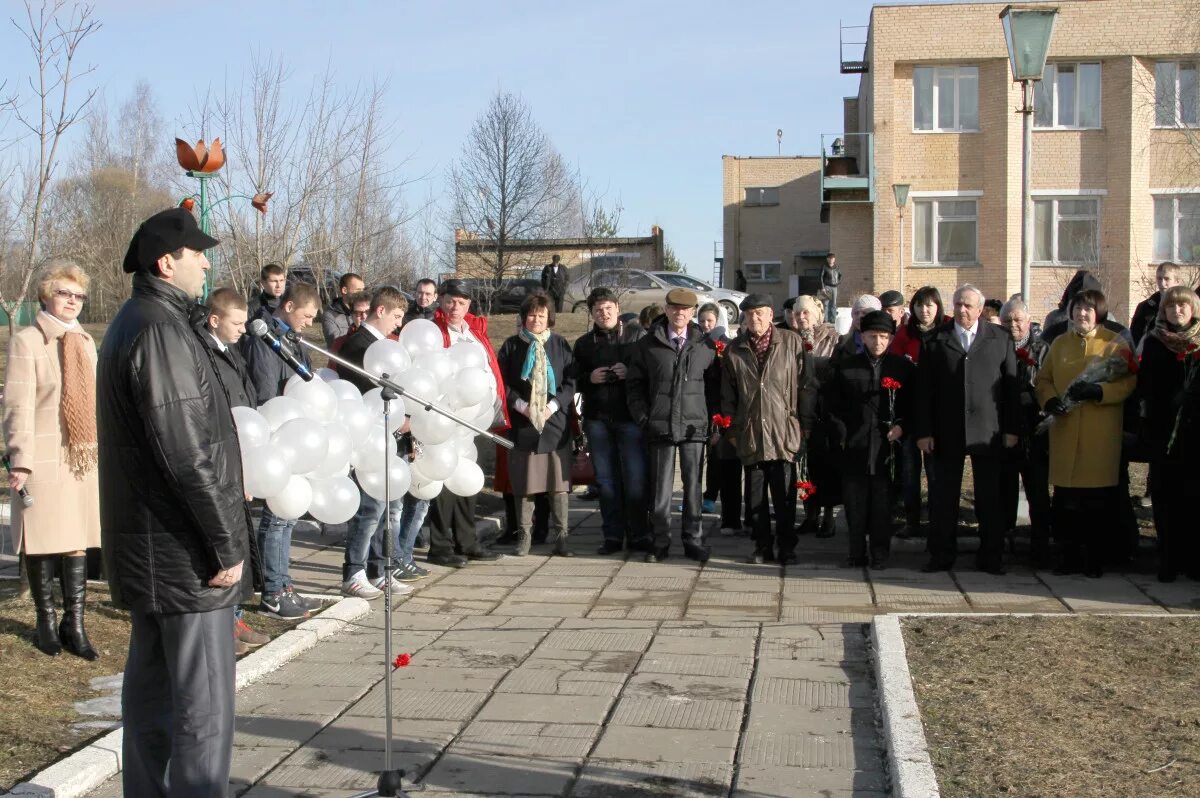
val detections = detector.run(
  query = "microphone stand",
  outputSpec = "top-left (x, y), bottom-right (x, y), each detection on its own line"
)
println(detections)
top-left (286, 333), bottom-right (511, 797)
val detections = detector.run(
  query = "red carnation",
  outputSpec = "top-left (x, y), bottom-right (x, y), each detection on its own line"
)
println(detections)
top-left (795, 480), bottom-right (817, 500)
top-left (803, 341), bottom-right (814, 351)
top-left (393, 653), bottom-right (411, 669)
top-left (1178, 351), bottom-right (1187, 361)
top-left (712, 414), bottom-right (732, 429)
top-left (881, 377), bottom-right (902, 391)
top-left (713, 340), bottom-right (727, 357)
top-left (1120, 348), bottom-right (1140, 374)
top-left (1016, 347), bottom-right (1037, 367)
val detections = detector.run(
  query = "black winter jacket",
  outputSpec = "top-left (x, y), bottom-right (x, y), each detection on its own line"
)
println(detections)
top-left (336, 325), bottom-right (383, 395)
top-left (825, 353), bottom-right (913, 475)
top-left (572, 321), bottom-right (644, 423)
top-left (497, 332), bottom-right (576, 454)
top-left (1013, 336), bottom-right (1049, 438)
top-left (1136, 332), bottom-right (1191, 460)
top-left (627, 319), bottom-right (718, 444)
top-left (98, 274), bottom-right (254, 613)
top-left (241, 317), bottom-right (314, 403)
top-left (193, 321), bottom-right (257, 411)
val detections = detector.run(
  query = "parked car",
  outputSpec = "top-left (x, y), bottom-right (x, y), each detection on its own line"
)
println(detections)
top-left (456, 277), bottom-right (546, 315)
top-left (648, 272), bottom-right (747, 321)
top-left (564, 269), bottom-right (718, 315)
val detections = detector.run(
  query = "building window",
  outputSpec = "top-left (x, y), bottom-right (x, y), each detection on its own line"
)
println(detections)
top-left (913, 66), bottom-right (979, 132)
top-left (913, 198), bottom-right (978, 265)
top-left (743, 261), bottom-right (781, 282)
top-left (743, 187), bottom-right (779, 206)
top-left (1034, 198), bottom-right (1100, 265)
top-left (1033, 63), bottom-right (1101, 129)
top-left (1154, 195), bottom-right (1200, 263)
top-left (1156, 61), bottom-right (1199, 127)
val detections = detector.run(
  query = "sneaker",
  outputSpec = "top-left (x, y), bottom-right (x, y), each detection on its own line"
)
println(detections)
top-left (341, 571), bottom-right (383, 600)
top-left (235, 638), bottom-right (252, 656)
top-left (406, 562), bottom-right (430, 578)
top-left (235, 618), bottom-right (270, 648)
top-left (286, 585), bottom-right (322, 611)
top-left (259, 590), bottom-right (309, 620)
top-left (371, 573), bottom-right (415, 595)
top-left (701, 499), bottom-right (717, 514)
top-left (391, 563), bottom-right (422, 582)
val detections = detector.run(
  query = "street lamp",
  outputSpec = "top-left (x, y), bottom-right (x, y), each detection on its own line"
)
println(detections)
top-left (1000, 4), bottom-right (1058, 306)
top-left (893, 183), bottom-right (910, 294)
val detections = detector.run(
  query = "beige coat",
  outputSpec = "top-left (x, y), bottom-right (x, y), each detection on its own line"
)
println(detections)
top-left (3, 313), bottom-right (100, 554)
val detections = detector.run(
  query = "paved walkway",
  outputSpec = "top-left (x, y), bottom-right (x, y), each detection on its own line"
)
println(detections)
top-left (72, 497), bottom-right (1198, 797)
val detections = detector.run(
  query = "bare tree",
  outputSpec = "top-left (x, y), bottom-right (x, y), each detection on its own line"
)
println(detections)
top-left (448, 91), bottom-right (577, 312)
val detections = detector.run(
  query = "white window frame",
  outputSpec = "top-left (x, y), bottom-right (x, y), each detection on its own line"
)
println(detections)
top-left (743, 261), bottom-right (781, 282)
top-left (1152, 192), bottom-right (1200, 263)
top-left (910, 195), bottom-right (980, 267)
top-left (1034, 62), bottom-right (1102, 130)
top-left (1032, 194), bottom-right (1102, 266)
top-left (1155, 61), bottom-right (1200, 128)
top-left (743, 187), bottom-right (780, 207)
top-left (912, 65), bottom-right (980, 133)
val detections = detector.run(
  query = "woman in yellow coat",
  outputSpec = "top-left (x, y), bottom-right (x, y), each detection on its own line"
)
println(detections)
top-left (3, 263), bottom-right (101, 658)
top-left (1035, 289), bottom-right (1135, 578)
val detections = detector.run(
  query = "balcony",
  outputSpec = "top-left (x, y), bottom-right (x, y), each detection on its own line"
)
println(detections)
top-left (839, 21), bottom-right (868, 74)
top-left (819, 132), bottom-right (873, 204)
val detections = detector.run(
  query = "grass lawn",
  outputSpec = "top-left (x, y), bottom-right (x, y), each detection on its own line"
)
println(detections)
top-left (903, 615), bottom-right (1200, 798)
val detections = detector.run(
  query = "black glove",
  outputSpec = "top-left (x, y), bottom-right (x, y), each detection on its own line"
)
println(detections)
top-left (1066, 382), bottom-right (1103, 402)
top-left (1043, 397), bottom-right (1069, 416)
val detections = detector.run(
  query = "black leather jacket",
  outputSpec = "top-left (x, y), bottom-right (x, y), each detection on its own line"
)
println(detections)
top-left (572, 321), bottom-right (644, 423)
top-left (98, 274), bottom-right (254, 613)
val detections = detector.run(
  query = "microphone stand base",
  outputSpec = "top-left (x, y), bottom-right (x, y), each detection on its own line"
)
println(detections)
top-left (349, 769), bottom-right (420, 796)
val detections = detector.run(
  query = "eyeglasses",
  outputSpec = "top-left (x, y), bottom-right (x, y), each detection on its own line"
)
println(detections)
top-left (53, 289), bottom-right (87, 302)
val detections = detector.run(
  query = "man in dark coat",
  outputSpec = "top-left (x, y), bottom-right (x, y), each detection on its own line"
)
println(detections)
top-left (821, 252), bottom-right (842, 322)
top-left (1130, 261), bottom-right (1183, 348)
top-left (196, 287), bottom-right (257, 409)
top-left (404, 277), bottom-right (438, 324)
top-left (99, 208), bottom-right (253, 796)
top-left (627, 287), bottom-right (718, 562)
top-left (540, 254), bottom-right (569, 312)
top-left (321, 271), bottom-right (365, 347)
top-left (914, 284), bottom-right (1020, 574)
top-left (832, 294), bottom-right (882, 362)
top-left (247, 262), bottom-right (286, 323)
top-left (721, 294), bottom-right (816, 564)
top-left (573, 287), bottom-right (649, 554)
top-left (825, 311), bottom-right (913, 569)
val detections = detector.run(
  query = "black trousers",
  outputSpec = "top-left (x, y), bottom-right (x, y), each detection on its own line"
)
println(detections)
top-left (843, 471), bottom-right (892, 562)
top-left (123, 606), bottom-right (236, 798)
top-left (428, 490), bottom-right (480, 557)
top-left (504, 492), bottom-right (548, 541)
top-left (706, 457), bottom-right (743, 530)
top-left (550, 291), bottom-right (565, 313)
top-left (999, 442), bottom-right (1052, 552)
top-left (648, 441), bottom-right (704, 551)
top-left (1052, 486), bottom-right (1113, 573)
top-left (929, 451), bottom-right (1005, 569)
top-left (1150, 463), bottom-right (1200, 579)
top-left (747, 459), bottom-right (797, 556)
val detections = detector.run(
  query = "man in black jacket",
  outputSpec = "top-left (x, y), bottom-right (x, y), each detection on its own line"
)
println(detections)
top-left (197, 287), bottom-right (257, 409)
top-left (914, 284), bottom-right (1020, 574)
top-left (404, 277), bottom-right (438, 324)
top-left (826, 311), bottom-right (913, 569)
top-left (1130, 261), bottom-right (1183, 348)
top-left (627, 287), bottom-right (718, 563)
top-left (573, 287), bottom-right (649, 554)
top-left (541, 254), bottom-right (568, 312)
top-left (247, 262), bottom-right (286, 322)
top-left (321, 271), bottom-right (365, 347)
top-left (99, 208), bottom-right (252, 796)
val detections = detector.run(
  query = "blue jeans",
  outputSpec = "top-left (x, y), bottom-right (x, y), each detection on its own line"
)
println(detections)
top-left (257, 507), bottom-right (296, 595)
top-left (344, 489), bottom-right (403, 581)
top-left (395, 495), bottom-right (430, 566)
top-left (584, 419), bottom-right (649, 546)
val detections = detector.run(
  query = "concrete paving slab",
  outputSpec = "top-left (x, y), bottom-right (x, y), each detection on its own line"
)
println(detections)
top-left (402, 597), bottom-right (498, 615)
top-left (690, 591), bottom-right (780, 607)
top-left (685, 607), bottom-right (779, 621)
top-left (493, 600), bottom-right (591, 617)
top-left (520, 574), bottom-right (611, 589)
top-left (746, 704), bottom-right (876, 737)
top-left (589, 604), bottom-right (687, 620)
top-left (416, 585), bottom-right (513, 601)
top-left (608, 576), bottom-right (697, 590)
top-left (452, 720), bottom-right (600, 759)
top-left (696, 578), bottom-right (781, 593)
top-left (573, 759), bottom-right (733, 797)
top-left (657, 622), bottom-right (760, 638)
top-left (420, 752), bottom-right (577, 794)
top-left (474, 692), bottom-right (614, 723)
top-left (523, 648), bottom-right (643, 672)
top-left (755, 659), bottom-right (868, 680)
top-left (780, 593), bottom-right (877, 607)
top-left (591, 725), bottom-right (739, 763)
top-left (506, 586), bottom-right (602, 603)
top-left (751, 676), bottom-right (874, 708)
top-left (230, 745), bottom-right (293, 787)
top-left (637, 653), bottom-right (754, 678)
top-left (263, 746), bottom-right (436, 791)
top-left (623, 671), bottom-right (749, 702)
top-left (732, 764), bottom-right (888, 796)
top-left (306, 716), bottom-right (461, 752)
top-left (234, 713), bottom-right (334, 749)
top-left (608, 694), bottom-right (744, 730)
top-left (450, 615), bottom-right (561, 630)
top-left (778, 607), bottom-right (877, 623)
top-left (738, 729), bottom-right (882, 769)
top-left (433, 573), bottom-right (528, 587)
top-left (644, 634), bottom-right (756, 658)
top-left (539, 628), bottom-right (653, 651)
top-left (346, 688), bottom-right (488, 720)
top-left (383, 665), bottom-right (510, 692)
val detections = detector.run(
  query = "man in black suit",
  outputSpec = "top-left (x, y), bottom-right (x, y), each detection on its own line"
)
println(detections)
top-left (540, 255), bottom-right (568, 312)
top-left (913, 284), bottom-right (1019, 574)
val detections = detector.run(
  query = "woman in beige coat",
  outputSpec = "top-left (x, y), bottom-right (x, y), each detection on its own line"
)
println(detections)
top-left (4, 262), bottom-right (101, 658)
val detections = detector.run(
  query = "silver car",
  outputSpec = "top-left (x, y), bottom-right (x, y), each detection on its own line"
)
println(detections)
top-left (566, 269), bottom-right (718, 315)
top-left (649, 272), bottom-right (747, 321)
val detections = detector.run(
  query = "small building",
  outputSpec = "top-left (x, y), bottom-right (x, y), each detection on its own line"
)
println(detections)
top-left (720, 155), bottom-right (832, 313)
top-left (453, 226), bottom-right (665, 282)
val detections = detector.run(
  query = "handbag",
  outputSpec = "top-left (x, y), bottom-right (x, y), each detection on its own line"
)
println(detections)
top-left (570, 431), bottom-right (595, 486)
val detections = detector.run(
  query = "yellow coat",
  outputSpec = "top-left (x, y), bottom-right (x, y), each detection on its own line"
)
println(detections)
top-left (1034, 326), bottom-right (1135, 488)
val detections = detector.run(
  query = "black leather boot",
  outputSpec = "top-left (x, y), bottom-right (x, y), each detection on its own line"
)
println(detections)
top-left (26, 555), bottom-right (61, 656)
top-left (58, 555), bottom-right (99, 661)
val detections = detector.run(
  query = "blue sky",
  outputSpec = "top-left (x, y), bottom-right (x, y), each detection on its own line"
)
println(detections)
top-left (0, 0), bottom-right (883, 280)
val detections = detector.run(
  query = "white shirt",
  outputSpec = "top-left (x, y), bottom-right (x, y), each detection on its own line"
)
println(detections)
top-left (39, 310), bottom-right (78, 331)
top-left (208, 332), bottom-right (228, 353)
top-left (362, 323), bottom-right (385, 340)
top-left (955, 319), bottom-right (979, 351)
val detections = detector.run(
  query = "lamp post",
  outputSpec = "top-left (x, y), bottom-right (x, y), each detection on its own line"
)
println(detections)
top-left (1000, 4), bottom-right (1058, 306)
top-left (893, 183), bottom-right (910, 294)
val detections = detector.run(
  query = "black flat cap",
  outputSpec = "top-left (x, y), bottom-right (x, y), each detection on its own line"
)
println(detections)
top-left (879, 290), bottom-right (905, 309)
top-left (860, 309), bottom-right (896, 335)
top-left (438, 279), bottom-right (471, 299)
top-left (122, 207), bottom-right (219, 274)
top-left (740, 293), bottom-right (773, 312)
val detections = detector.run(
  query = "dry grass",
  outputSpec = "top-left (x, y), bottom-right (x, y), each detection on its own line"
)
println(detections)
top-left (903, 615), bottom-right (1200, 798)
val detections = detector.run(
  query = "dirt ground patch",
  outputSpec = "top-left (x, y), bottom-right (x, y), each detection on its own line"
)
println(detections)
top-left (903, 615), bottom-right (1200, 798)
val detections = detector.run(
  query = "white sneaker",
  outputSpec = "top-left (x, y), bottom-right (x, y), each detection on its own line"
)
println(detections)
top-left (371, 574), bottom-right (414, 596)
top-left (720, 527), bottom-right (739, 536)
top-left (341, 571), bottom-right (383, 600)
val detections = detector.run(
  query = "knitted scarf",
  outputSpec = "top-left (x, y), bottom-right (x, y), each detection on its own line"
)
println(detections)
top-left (519, 327), bottom-right (556, 433)
top-left (1150, 317), bottom-right (1200, 354)
top-left (60, 328), bottom-right (98, 477)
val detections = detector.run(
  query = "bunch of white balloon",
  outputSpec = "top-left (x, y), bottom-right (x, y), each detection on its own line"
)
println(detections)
top-left (232, 318), bottom-right (495, 524)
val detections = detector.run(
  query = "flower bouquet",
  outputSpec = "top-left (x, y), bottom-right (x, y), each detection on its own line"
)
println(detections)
top-left (1034, 347), bottom-right (1137, 434)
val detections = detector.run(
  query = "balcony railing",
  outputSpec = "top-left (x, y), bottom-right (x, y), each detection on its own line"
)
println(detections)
top-left (819, 132), bottom-right (873, 204)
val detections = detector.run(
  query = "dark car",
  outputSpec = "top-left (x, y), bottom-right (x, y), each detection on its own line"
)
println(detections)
top-left (460, 277), bottom-right (545, 315)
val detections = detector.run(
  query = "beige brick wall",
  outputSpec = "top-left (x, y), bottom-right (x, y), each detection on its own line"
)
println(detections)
top-left (833, 0), bottom-right (1200, 323)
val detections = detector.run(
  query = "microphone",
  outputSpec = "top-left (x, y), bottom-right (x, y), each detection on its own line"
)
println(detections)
top-left (248, 319), bottom-right (314, 381)
top-left (2, 455), bottom-right (33, 508)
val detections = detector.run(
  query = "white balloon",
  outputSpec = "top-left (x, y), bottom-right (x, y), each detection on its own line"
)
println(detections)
top-left (232, 406), bottom-right (271, 449)
top-left (444, 458), bottom-right (484, 496)
top-left (307, 476), bottom-right (360, 525)
top-left (452, 367), bottom-right (492, 409)
top-left (399, 318), bottom-right (444, 355)
top-left (408, 478), bottom-right (443, 500)
top-left (259, 396), bottom-right (306, 430)
top-left (285, 377), bottom-right (339, 424)
top-left (362, 387), bottom-right (406, 433)
top-left (271, 418), bottom-right (329, 475)
top-left (411, 442), bottom-right (458, 481)
top-left (285, 374), bottom-right (308, 394)
top-left (395, 367), bottom-right (438, 403)
top-left (351, 425), bottom-right (404, 475)
top-left (242, 445), bottom-right (291, 498)
top-left (337, 400), bottom-right (375, 447)
top-left (267, 474), bottom-right (313, 520)
top-left (363, 338), bottom-right (412, 380)
top-left (447, 342), bottom-right (486, 372)
top-left (355, 458), bottom-right (412, 501)
top-left (314, 424), bottom-right (354, 477)
top-left (410, 410), bottom-right (456, 445)
top-left (455, 438), bottom-right (478, 461)
top-left (327, 379), bottom-right (362, 402)
top-left (427, 355), bottom-right (456, 389)
top-left (316, 367), bottom-right (340, 382)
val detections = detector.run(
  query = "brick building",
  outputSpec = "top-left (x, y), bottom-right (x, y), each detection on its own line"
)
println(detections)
top-left (721, 156), bottom-right (831, 312)
top-left (454, 226), bottom-right (665, 282)
top-left (813, 0), bottom-right (1200, 322)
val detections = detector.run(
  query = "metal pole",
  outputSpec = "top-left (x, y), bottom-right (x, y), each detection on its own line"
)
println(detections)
top-left (1020, 80), bottom-right (1034, 303)
top-left (898, 208), bottom-right (905, 295)
top-left (198, 174), bottom-right (213, 299)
